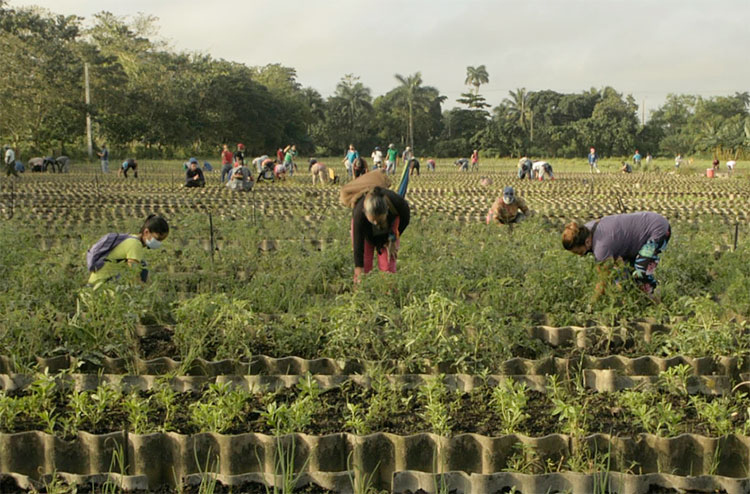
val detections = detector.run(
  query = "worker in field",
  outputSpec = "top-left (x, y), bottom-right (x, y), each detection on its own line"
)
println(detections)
top-left (588, 147), bottom-right (601, 173)
top-left (120, 158), bottom-right (138, 178)
top-left (532, 160), bottom-right (554, 180)
top-left (185, 158), bottom-right (206, 187)
top-left (517, 156), bottom-right (533, 180)
top-left (86, 215), bottom-right (169, 287)
top-left (486, 186), bottom-right (530, 225)
top-left (562, 211), bottom-right (671, 296)
top-left (347, 179), bottom-right (410, 282)
top-left (4, 145), bottom-right (18, 177)
top-left (309, 158), bottom-right (328, 185)
top-left (220, 144), bottom-right (234, 183)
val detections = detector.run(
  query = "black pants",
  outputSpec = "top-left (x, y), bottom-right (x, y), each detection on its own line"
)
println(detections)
top-left (123, 163), bottom-right (138, 178)
top-left (185, 180), bottom-right (205, 188)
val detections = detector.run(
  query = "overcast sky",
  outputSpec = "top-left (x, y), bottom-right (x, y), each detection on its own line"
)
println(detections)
top-left (10, 0), bottom-right (750, 115)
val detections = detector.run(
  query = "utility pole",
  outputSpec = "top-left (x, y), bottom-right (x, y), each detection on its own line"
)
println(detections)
top-left (84, 62), bottom-right (93, 161)
top-left (641, 98), bottom-right (646, 127)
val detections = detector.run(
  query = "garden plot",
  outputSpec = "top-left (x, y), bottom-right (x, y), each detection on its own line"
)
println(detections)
top-left (2, 162), bottom-right (750, 492)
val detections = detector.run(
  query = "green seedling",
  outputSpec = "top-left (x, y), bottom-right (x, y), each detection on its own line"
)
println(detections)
top-left (489, 378), bottom-right (529, 434)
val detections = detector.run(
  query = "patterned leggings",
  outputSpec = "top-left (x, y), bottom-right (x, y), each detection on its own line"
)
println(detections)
top-left (632, 229), bottom-right (671, 294)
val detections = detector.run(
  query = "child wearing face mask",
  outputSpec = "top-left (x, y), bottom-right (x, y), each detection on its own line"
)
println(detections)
top-left (87, 215), bottom-right (170, 287)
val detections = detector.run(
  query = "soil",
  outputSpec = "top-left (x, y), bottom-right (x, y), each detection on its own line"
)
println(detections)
top-left (138, 326), bottom-right (177, 360)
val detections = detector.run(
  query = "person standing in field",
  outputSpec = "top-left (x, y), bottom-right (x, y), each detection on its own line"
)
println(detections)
top-left (674, 154), bottom-right (684, 169)
top-left (351, 186), bottom-right (410, 282)
top-left (233, 143), bottom-right (246, 166)
top-left (402, 146), bottom-right (414, 170)
top-left (588, 147), bottom-right (600, 173)
top-left (344, 144), bottom-right (359, 179)
top-left (97, 144), bottom-right (109, 173)
top-left (487, 186), bottom-right (530, 225)
top-left (726, 160), bottom-right (736, 174)
top-left (371, 147), bottom-right (383, 170)
top-left (4, 145), bottom-right (18, 177)
top-left (283, 144), bottom-right (298, 175)
top-left (86, 215), bottom-right (169, 288)
top-left (562, 211), bottom-right (671, 296)
top-left (220, 144), bottom-right (234, 183)
top-left (712, 159), bottom-right (720, 171)
top-left (471, 149), bottom-right (479, 171)
top-left (633, 150), bottom-right (642, 167)
top-left (645, 153), bottom-right (652, 166)
top-left (385, 143), bottom-right (398, 175)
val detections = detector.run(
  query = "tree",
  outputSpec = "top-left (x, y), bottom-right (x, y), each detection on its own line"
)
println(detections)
top-left (503, 88), bottom-right (534, 143)
top-left (320, 74), bottom-right (374, 153)
top-left (464, 65), bottom-right (489, 96)
top-left (394, 72), bottom-right (441, 151)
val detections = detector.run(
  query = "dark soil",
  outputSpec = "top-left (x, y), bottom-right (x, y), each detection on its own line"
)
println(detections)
top-left (138, 326), bottom-right (177, 360)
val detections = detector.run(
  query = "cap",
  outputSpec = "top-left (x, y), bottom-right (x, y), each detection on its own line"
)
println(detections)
top-left (502, 186), bottom-right (515, 205)
top-left (388, 143), bottom-right (394, 148)
top-left (309, 158), bottom-right (317, 165)
top-left (237, 143), bottom-right (245, 150)
top-left (189, 157), bottom-right (198, 164)
top-left (375, 146), bottom-right (380, 151)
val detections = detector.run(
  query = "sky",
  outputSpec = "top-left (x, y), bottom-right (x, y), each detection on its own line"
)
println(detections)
top-left (10, 0), bottom-right (750, 115)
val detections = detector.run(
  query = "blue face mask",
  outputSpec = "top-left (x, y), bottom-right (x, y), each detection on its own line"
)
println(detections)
top-left (145, 237), bottom-right (162, 250)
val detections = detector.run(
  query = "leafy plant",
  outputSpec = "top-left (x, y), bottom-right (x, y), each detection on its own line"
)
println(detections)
top-left (489, 378), bottom-right (529, 434)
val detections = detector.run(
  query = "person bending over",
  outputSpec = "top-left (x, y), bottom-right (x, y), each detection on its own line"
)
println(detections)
top-left (351, 186), bottom-right (410, 282)
top-left (562, 211), bottom-right (670, 296)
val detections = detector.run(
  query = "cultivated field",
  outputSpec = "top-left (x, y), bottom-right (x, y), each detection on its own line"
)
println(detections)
top-left (1, 158), bottom-right (750, 493)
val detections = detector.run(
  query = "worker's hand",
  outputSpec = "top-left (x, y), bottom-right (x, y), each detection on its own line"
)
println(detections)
top-left (353, 267), bottom-right (364, 283)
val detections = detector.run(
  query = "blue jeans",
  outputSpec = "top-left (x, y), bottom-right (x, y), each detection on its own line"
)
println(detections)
top-left (220, 164), bottom-right (233, 183)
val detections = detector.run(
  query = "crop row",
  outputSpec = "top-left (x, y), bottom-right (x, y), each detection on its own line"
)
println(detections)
top-left (1, 369), bottom-right (748, 438)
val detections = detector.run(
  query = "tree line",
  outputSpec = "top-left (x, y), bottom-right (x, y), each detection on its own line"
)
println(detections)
top-left (1, 3), bottom-right (749, 160)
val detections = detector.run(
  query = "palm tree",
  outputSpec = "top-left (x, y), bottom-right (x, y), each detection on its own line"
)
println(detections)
top-left (334, 74), bottom-right (372, 133)
top-left (301, 87), bottom-right (325, 134)
top-left (465, 65), bottom-right (489, 96)
top-left (504, 88), bottom-right (534, 142)
top-left (395, 72), bottom-right (425, 151)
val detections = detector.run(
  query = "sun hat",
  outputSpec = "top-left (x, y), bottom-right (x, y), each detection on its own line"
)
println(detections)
top-left (189, 157), bottom-right (198, 164)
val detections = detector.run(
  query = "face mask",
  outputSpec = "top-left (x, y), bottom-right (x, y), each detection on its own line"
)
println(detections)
top-left (145, 237), bottom-right (162, 250)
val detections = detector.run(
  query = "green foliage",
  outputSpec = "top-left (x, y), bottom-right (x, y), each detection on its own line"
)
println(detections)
top-left (489, 378), bottom-right (530, 434)
top-left (189, 382), bottom-right (248, 433)
top-left (418, 375), bottom-right (452, 436)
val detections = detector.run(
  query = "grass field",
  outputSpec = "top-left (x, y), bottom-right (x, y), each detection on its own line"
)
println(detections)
top-left (1, 159), bottom-right (750, 492)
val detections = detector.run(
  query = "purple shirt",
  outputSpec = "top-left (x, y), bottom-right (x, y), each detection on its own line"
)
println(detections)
top-left (585, 212), bottom-right (670, 263)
